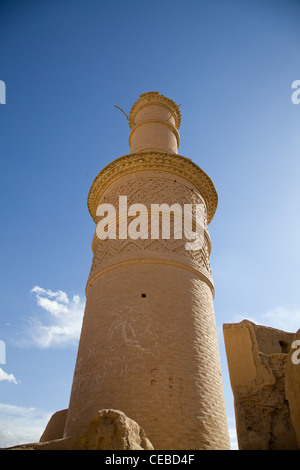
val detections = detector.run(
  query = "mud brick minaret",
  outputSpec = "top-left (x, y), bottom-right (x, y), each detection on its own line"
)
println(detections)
top-left (64, 92), bottom-right (230, 449)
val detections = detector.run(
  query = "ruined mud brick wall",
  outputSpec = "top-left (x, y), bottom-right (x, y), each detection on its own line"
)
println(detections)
top-left (223, 320), bottom-right (299, 450)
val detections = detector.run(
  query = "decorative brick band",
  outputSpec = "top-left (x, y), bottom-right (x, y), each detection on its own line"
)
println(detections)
top-left (87, 152), bottom-right (218, 224)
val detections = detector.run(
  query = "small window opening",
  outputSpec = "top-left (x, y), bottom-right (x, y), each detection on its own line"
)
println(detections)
top-left (141, 293), bottom-right (146, 298)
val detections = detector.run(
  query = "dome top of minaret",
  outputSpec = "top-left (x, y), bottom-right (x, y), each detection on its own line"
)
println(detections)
top-left (129, 91), bottom-right (182, 129)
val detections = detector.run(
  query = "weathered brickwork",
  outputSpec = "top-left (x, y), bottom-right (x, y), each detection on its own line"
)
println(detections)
top-left (65, 265), bottom-right (229, 449)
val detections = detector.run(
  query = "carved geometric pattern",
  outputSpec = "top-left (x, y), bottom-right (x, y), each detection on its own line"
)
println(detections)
top-left (89, 176), bottom-right (212, 279)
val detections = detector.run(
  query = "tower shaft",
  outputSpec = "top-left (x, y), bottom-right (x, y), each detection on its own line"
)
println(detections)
top-left (64, 93), bottom-right (230, 449)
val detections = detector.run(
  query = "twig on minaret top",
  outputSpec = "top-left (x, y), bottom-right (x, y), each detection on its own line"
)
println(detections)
top-left (114, 105), bottom-right (135, 126)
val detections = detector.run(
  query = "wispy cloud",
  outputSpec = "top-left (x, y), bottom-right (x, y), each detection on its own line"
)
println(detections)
top-left (0, 367), bottom-right (19, 384)
top-left (17, 286), bottom-right (85, 349)
top-left (227, 417), bottom-right (238, 450)
top-left (262, 305), bottom-right (300, 333)
top-left (228, 305), bottom-right (300, 335)
top-left (31, 286), bottom-right (70, 316)
top-left (0, 403), bottom-right (51, 448)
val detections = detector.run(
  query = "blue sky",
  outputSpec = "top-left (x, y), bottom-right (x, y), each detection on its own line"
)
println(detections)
top-left (0, 0), bottom-right (300, 449)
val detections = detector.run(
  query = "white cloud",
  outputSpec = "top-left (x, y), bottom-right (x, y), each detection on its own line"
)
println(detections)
top-left (31, 286), bottom-right (69, 304)
top-left (35, 296), bottom-right (69, 317)
top-left (0, 367), bottom-right (19, 384)
top-left (228, 425), bottom-right (238, 450)
top-left (262, 305), bottom-right (300, 333)
top-left (227, 305), bottom-right (300, 335)
top-left (17, 286), bottom-right (85, 349)
top-left (225, 417), bottom-right (238, 450)
top-left (0, 403), bottom-right (52, 448)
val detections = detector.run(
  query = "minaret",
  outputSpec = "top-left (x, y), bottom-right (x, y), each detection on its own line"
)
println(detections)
top-left (64, 92), bottom-right (230, 450)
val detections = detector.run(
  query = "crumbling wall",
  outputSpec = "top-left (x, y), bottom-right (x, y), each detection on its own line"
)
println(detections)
top-left (285, 328), bottom-right (300, 447)
top-left (223, 320), bottom-right (299, 450)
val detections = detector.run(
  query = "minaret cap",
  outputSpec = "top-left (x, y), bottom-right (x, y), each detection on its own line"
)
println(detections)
top-left (128, 92), bottom-right (181, 154)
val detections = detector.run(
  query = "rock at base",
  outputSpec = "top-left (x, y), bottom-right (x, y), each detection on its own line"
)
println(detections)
top-left (4, 409), bottom-right (154, 450)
